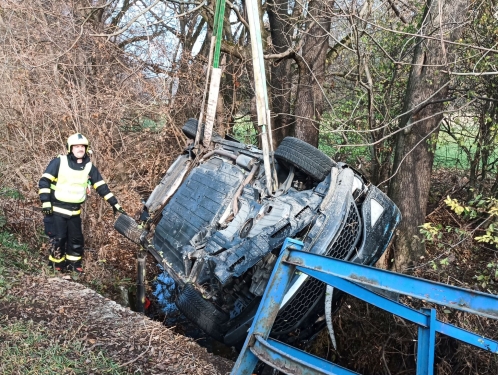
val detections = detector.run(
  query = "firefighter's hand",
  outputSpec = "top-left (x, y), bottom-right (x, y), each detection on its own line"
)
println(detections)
top-left (42, 202), bottom-right (53, 216)
top-left (113, 203), bottom-right (126, 216)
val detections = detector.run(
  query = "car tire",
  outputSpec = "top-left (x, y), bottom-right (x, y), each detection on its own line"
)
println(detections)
top-left (274, 137), bottom-right (335, 181)
top-left (181, 118), bottom-right (220, 141)
top-left (113, 213), bottom-right (144, 245)
top-left (181, 118), bottom-right (201, 139)
top-left (175, 283), bottom-right (229, 341)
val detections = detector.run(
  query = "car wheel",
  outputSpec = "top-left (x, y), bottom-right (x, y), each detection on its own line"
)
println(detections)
top-left (274, 137), bottom-right (335, 181)
top-left (175, 283), bottom-right (229, 341)
top-left (181, 118), bottom-right (220, 141)
top-left (113, 213), bottom-right (144, 245)
top-left (181, 118), bottom-right (201, 139)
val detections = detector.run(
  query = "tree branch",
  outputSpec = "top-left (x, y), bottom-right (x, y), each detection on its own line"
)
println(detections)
top-left (387, 0), bottom-right (408, 24)
top-left (91, 0), bottom-right (161, 37)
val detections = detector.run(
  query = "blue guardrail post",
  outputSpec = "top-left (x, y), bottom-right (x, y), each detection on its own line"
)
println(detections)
top-left (230, 238), bottom-right (301, 375)
top-left (231, 239), bottom-right (498, 375)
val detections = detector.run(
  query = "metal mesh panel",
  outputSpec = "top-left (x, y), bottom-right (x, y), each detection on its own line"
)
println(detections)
top-left (326, 202), bottom-right (360, 260)
top-left (272, 277), bottom-right (324, 333)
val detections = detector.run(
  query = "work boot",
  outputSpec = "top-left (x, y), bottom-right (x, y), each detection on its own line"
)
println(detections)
top-left (66, 261), bottom-right (84, 275)
top-left (47, 260), bottom-right (66, 272)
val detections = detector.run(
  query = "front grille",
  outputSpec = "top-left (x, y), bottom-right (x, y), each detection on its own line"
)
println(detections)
top-left (272, 277), bottom-right (324, 334)
top-left (326, 202), bottom-right (361, 259)
top-left (272, 201), bottom-right (361, 334)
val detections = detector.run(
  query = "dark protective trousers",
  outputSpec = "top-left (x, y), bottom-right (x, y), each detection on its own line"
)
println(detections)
top-left (43, 214), bottom-right (84, 268)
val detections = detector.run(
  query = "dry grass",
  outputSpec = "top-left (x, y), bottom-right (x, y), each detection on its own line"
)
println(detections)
top-left (0, 268), bottom-right (233, 375)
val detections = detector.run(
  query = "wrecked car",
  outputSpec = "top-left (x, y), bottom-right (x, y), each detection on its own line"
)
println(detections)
top-left (115, 118), bottom-right (401, 347)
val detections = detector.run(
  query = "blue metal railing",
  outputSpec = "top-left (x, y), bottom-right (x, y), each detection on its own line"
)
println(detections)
top-left (231, 238), bottom-right (498, 375)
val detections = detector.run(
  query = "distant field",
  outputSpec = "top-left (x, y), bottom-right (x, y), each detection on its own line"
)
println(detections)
top-left (434, 128), bottom-right (498, 170)
top-left (433, 142), bottom-right (472, 169)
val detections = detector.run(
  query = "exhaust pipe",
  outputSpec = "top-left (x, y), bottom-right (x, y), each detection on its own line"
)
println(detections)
top-left (136, 250), bottom-right (146, 314)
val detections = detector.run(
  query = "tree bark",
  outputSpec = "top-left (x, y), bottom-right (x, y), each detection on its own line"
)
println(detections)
top-left (293, 0), bottom-right (332, 147)
top-left (267, 0), bottom-right (294, 147)
top-left (388, 0), bottom-right (467, 272)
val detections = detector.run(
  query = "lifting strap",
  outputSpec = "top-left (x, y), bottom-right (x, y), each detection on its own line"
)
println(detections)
top-left (196, 0), bottom-right (226, 148)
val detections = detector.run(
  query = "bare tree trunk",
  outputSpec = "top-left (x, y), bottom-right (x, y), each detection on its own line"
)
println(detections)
top-left (388, 0), bottom-right (467, 272)
top-left (293, 0), bottom-right (332, 147)
top-left (267, 0), bottom-right (294, 147)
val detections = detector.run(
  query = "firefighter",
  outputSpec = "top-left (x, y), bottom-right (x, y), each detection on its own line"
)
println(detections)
top-left (38, 133), bottom-right (125, 273)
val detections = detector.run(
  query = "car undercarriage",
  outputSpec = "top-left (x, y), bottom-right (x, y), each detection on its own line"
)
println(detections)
top-left (115, 119), bottom-right (401, 347)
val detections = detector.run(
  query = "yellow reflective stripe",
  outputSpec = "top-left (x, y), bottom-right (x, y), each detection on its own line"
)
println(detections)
top-left (66, 254), bottom-right (81, 261)
top-left (104, 193), bottom-right (114, 201)
top-left (53, 206), bottom-right (81, 216)
top-left (42, 202), bottom-right (52, 208)
top-left (49, 255), bottom-right (66, 263)
top-left (39, 188), bottom-right (51, 194)
top-left (93, 180), bottom-right (105, 189)
top-left (50, 184), bottom-right (56, 190)
top-left (42, 173), bottom-right (56, 181)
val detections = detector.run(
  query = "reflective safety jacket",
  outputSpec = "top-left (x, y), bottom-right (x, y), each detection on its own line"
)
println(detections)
top-left (53, 155), bottom-right (92, 203)
top-left (38, 153), bottom-right (119, 217)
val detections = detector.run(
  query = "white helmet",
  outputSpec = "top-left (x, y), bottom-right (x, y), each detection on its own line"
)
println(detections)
top-left (67, 133), bottom-right (89, 153)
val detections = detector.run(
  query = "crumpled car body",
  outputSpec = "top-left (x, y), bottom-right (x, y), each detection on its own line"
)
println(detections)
top-left (116, 119), bottom-right (401, 346)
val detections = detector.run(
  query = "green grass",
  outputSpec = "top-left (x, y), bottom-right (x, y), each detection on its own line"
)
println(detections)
top-left (433, 142), bottom-right (471, 169)
top-left (0, 187), bottom-right (24, 200)
top-left (0, 320), bottom-right (124, 375)
top-left (0, 231), bottom-right (126, 374)
top-left (0, 231), bottom-right (45, 296)
top-left (433, 123), bottom-right (498, 170)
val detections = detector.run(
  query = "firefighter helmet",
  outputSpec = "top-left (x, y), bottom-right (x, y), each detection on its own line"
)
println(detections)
top-left (67, 133), bottom-right (89, 153)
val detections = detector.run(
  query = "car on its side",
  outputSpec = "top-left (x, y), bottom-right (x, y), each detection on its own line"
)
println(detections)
top-left (115, 119), bottom-right (401, 347)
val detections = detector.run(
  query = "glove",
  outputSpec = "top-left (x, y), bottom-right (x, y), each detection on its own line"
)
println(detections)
top-left (113, 203), bottom-right (126, 216)
top-left (42, 202), bottom-right (53, 216)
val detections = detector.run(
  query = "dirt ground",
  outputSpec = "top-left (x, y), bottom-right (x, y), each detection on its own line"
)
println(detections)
top-left (0, 274), bottom-right (234, 375)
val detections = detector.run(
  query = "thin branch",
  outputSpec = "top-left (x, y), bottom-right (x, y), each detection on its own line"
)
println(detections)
top-left (91, 0), bottom-right (161, 37)
top-left (442, 70), bottom-right (498, 76)
top-left (220, 42), bottom-right (245, 60)
top-left (176, 1), bottom-right (205, 18)
top-left (117, 328), bottom-right (156, 368)
top-left (355, 15), bottom-right (497, 54)
top-left (263, 6), bottom-right (317, 61)
top-left (28, 11), bottom-right (94, 68)
top-left (387, 0), bottom-right (408, 24)
top-left (226, 0), bottom-right (249, 30)
top-left (79, 0), bottom-right (115, 10)
top-left (412, 96), bottom-right (457, 116)
top-left (330, 99), bottom-right (476, 148)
